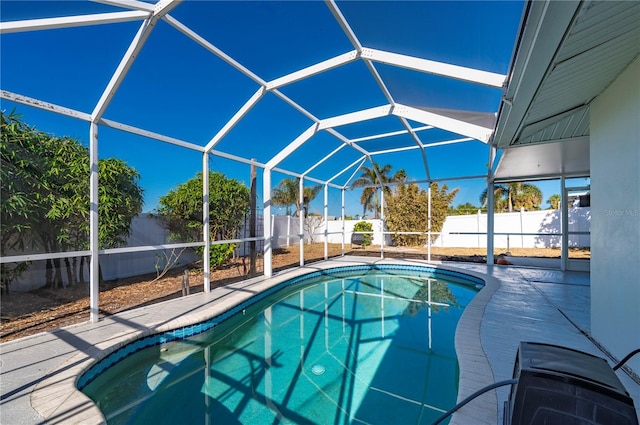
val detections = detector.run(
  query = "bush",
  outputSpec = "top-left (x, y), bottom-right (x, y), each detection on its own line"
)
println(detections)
top-left (156, 171), bottom-right (249, 272)
top-left (353, 221), bottom-right (373, 246)
top-left (209, 243), bottom-right (236, 269)
top-left (385, 183), bottom-right (458, 246)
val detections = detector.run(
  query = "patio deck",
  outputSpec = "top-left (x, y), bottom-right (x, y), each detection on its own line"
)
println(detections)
top-left (1, 256), bottom-right (638, 424)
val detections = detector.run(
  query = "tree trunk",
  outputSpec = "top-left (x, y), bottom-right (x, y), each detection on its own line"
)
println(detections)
top-left (71, 257), bottom-right (78, 286)
top-left (79, 256), bottom-right (86, 285)
top-left (46, 237), bottom-right (63, 289)
top-left (43, 236), bottom-right (54, 288)
top-left (45, 258), bottom-right (54, 289)
top-left (64, 257), bottom-right (73, 287)
top-left (98, 260), bottom-right (104, 285)
top-left (52, 257), bottom-right (63, 289)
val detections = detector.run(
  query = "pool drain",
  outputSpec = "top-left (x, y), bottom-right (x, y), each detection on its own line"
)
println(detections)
top-left (311, 364), bottom-right (325, 375)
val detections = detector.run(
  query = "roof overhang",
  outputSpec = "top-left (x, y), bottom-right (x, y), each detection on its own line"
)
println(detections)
top-left (492, 0), bottom-right (640, 179)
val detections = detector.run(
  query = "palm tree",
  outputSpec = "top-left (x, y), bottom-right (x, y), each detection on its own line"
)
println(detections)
top-left (546, 194), bottom-right (561, 209)
top-left (301, 185), bottom-right (322, 216)
top-left (352, 163), bottom-right (406, 218)
top-left (480, 182), bottom-right (543, 212)
top-left (271, 178), bottom-right (321, 216)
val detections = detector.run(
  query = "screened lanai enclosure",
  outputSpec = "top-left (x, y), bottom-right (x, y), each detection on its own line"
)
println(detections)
top-left (2, 0), bottom-right (615, 325)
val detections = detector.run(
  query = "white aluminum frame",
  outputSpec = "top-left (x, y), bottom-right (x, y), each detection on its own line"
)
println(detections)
top-left (298, 178), bottom-right (304, 267)
top-left (393, 104), bottom-right (494, 143)
top-left (0, 0), bottom-right (521, 326)
top-left (202, 153), bottom-right (211, 291)
top-left (318, 106), bottom-right (392, 131)
top-left (350, 125), bottom-right (433, 143)
top-left (362, 48), bottom-right (506, 88)
top-left (266, 50), bottom-right (359, 91)
top-left (0, 10), bottom-right (150, 34)
top-left (89, 122), bottom-right (100, 321)
top-left (1, 90), bottom-right (91, 121)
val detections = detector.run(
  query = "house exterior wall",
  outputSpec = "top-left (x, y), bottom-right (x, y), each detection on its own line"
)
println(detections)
top-left (590, 57), bottom-right (640, 374)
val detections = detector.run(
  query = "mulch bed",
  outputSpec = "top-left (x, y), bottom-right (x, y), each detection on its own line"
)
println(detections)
top-left (1, 246), bottom-right (343, 341)
top-left (2, 245), bottom-right (581, 342)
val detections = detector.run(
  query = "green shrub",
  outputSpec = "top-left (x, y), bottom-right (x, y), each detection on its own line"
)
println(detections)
top-left (353, 221), bottom-right (373, 246)
top-left (209, 243), bottom-right (236, 269)
top-left (385, 182), bottom-right (458, 246)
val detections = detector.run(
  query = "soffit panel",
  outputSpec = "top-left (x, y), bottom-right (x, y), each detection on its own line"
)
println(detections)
top-left (558, 1), bottom-right (639, 62)
top-left (526, 29), bottom-right (640, 123)
top-left (518, 106), bottom-right (590, 145)
top-left (494, 0), bottom-right (640, 151)
top-left (495, 137), bottom-right (590, 181)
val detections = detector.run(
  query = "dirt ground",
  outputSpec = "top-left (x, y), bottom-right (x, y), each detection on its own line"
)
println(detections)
top-left (0, 244), bottom-right (589, 342)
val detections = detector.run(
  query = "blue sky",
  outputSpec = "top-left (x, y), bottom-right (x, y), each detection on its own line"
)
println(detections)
top-left (0, 0), bottom-right (563, 217)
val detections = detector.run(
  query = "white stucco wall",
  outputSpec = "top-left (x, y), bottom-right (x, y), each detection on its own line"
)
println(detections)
top-left (590, 57), bottom-right (640, 374)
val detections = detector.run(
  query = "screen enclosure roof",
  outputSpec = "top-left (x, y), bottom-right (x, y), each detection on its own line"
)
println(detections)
top-left (1, 0), bottom-right (526, 189)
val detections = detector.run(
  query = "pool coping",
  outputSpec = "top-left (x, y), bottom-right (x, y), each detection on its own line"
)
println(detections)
top-left (450, 266), bottom-right (501, 425)
top-left (21, 257), bottom-right (495, 424)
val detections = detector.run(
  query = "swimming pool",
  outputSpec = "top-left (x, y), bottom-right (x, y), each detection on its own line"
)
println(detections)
top-left (79, 265), bottom-right (482, 424)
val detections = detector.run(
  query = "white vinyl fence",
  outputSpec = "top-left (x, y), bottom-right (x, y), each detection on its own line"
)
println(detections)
top-left (9, 214), bottom-right (198, 291)
top-left (272, 216), bottom-right (390, 248)
top-left (272, 209), bottom-right (591, 251)
top-left (8, 209), bottom-right (589, 291)
top-left (435, 207), bottom-right (590, 248)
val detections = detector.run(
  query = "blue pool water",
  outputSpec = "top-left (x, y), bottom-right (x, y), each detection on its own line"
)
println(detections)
top-left (81, 266), bottom-right (481, 424)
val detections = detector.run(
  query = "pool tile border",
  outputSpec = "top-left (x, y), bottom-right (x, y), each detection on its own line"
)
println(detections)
top-left (77, 263), bottom-right (484, 390)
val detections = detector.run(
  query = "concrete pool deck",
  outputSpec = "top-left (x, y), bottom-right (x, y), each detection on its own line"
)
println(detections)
top-left (1, 256), bottom-right (638, 424)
